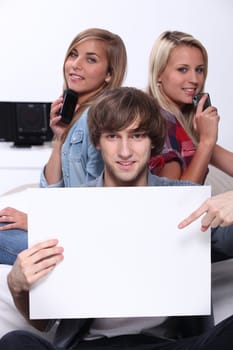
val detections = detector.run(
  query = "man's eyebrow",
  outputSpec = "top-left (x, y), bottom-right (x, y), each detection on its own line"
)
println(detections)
top-left (128, 129), bottom-right (145, 133)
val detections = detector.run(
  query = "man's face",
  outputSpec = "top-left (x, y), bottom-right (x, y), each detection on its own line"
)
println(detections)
top-left (97, 118), bottom-right (152, 186)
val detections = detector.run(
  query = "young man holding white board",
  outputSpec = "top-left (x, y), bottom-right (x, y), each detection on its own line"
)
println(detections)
top-left (1, 87), bottom-right (233, 350)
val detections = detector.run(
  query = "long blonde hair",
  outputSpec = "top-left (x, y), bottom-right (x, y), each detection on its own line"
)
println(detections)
top-left (62, 28), bottom-right (127, 140)
top-left (148, 30), bottom-right (208, 144)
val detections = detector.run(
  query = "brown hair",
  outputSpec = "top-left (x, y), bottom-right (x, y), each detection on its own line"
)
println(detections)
top-left (88, 86), bottom-right (167, 156)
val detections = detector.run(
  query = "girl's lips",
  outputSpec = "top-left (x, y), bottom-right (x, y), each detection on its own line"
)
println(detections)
top-left (69, 73), bottom-right (84, 80)
top-left (183, 88), bottom-right (197, 97)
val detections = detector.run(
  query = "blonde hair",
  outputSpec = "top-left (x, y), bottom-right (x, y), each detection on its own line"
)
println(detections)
top-left (62, 28), bottom-right (127, 140)
top-left (148, 31), bottom-right (208, 144)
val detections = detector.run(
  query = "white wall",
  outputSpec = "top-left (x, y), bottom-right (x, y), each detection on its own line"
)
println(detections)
top-left (0, 0), bottom-right (232, 149)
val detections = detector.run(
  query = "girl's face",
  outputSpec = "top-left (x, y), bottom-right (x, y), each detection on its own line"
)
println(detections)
top-left (64, 39), bottom-right (111, 104)
top-left (158, 45), bottom-right (205, 109)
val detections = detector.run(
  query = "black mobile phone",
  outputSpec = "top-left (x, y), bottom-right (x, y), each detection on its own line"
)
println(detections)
top-left (193, 93), bottom-right (211, 110)
top-left (59, 89), bottom-right (78, 124)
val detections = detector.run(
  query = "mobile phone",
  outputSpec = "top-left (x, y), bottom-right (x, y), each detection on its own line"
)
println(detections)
top-left (59, 89), bottom-right (78, 124)
top-left (193, 93), bottom-right (211, 110)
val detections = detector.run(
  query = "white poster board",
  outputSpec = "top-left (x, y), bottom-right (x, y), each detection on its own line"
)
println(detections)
top-left (27, 186), bottom-right (211, 319)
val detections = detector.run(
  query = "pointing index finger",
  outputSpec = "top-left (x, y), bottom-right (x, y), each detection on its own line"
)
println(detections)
top-left (178, 203), bottom-right (208, 229)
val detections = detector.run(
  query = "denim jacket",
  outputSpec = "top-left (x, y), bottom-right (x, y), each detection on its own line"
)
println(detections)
top-left (40, 108), bottom-right (104, 188)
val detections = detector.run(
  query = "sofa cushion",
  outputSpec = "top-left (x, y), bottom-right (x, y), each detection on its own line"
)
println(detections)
top-left (212, 258), bottom-right (233, 324)
top-left (205, 165), bottom-right (233, 196)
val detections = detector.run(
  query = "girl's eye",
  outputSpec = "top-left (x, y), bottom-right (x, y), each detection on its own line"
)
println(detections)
top-left (177, 67), bottom-right (187, 73)
top-left (196, 67), bottom-right (204, 74)
top-left (69, 51), bottom-right (78, 58)
top-left (87, 57), bottom-right (97, 63)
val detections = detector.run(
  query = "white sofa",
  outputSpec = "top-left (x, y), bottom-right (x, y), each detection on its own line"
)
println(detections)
top-left (0, 166), bottom-right (233, 339)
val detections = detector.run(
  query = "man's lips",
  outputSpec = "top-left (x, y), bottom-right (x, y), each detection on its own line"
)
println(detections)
top-left (117, 161), bottom-right (136, 168)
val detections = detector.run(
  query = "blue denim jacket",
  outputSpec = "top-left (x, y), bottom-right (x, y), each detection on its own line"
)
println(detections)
top-left (40, 108), bottom-right (104, 188)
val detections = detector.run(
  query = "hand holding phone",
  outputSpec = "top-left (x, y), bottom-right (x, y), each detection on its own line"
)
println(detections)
top-left (59, 89), bottom-right (79, 124)
top-left (193, 93), bottom-right (211, 111)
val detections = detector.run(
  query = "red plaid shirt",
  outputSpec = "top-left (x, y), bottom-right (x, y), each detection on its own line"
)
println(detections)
top-left (149, 110), bottom-right (197, 176)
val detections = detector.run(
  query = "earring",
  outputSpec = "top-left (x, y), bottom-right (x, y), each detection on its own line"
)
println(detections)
top-left (105, 73), bottom-right (111, 83)
top-left (157, 81), bottom-right (161, 88)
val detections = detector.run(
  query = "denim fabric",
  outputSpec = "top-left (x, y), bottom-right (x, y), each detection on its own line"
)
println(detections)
top-left (40, 108), bottom-right (104, 188)
top-left (0, 223), bottom-right (27, 265)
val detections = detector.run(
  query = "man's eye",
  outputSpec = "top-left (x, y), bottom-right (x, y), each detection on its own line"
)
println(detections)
top-left (106, 134), bottom-right (117, 139)
top-left (133, 133), bottom-right (146, 140)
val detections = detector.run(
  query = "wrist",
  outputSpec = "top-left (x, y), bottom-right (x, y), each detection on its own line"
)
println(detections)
top-left (52, 138), bottom-right (63, 151)
top-left (198, 139), bottom-right (216, 149)
top-left (7, 272), bottom-right (21, 296)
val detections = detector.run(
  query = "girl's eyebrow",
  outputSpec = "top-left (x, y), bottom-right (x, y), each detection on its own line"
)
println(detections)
top-left (86, 52), bottom-right (100, 58)
top-left (176, 63), bottom-right (204, 67)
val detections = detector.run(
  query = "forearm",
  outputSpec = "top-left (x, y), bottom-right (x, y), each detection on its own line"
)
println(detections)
top-left (44, 139), bottom-right (63, 185)
top-left (7, 273), bottom-right (49, 331)
top-left (180, 142), bottom-right (214, 183)
top-left (6, 239), bottom-right (63, 333)
top-left (211, 144), bottom-right (233, 176)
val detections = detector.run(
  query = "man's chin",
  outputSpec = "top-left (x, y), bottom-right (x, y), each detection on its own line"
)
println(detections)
top-left (105, 165), bottom-right (146, 186)
top-left (113, 172), bottom-right (139, 186)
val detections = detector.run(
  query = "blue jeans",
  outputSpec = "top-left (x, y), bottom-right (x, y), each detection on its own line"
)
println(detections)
top-left (0, 223), bottom-right (28, 265)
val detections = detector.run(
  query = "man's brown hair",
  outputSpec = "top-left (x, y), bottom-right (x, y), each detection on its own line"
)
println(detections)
top-left (88, 86), bottom-right (167, 156)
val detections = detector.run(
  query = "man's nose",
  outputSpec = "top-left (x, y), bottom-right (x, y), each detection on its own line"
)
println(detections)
top-left (118, 139), bottom-right (132, 158)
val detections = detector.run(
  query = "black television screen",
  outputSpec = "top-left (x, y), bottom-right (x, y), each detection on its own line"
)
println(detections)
top-left (0, 101), bottom-right (53, 146)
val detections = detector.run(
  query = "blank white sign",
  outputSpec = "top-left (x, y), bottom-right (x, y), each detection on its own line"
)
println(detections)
top-left (27, 185), bottom-right (211, 319)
